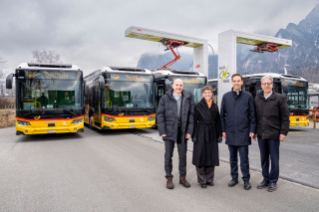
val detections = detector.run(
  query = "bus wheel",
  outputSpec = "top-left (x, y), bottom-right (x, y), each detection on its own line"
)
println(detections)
top-left (89, 116), bottom-right (93, 129)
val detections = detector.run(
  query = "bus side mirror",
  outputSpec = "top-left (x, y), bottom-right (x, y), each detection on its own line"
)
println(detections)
top-left (6, 73), bottom-right (14, 89)
top-left (281, 82), bottom-right (288, 93)
top-left (165, 79), bottom-right (172, 87)
top-left (99, 76), bottom-right (105, 90)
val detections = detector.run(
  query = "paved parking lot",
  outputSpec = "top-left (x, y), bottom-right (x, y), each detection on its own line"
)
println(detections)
top-left (133, 127), bottom-right (319, 189)
top-left (0, 127), bottom-right (318, 211)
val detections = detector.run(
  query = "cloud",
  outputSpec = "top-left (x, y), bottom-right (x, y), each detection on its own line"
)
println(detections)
top-left (0, 0), bottom-right (318, 75)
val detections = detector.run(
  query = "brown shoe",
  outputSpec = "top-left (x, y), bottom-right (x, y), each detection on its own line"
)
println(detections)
top-left (179, 176), bottom-right (191, 188)
top-left (166, 177), bottom-right (174, 189)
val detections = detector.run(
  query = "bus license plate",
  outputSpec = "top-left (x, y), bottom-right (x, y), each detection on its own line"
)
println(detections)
top-left (296, 124), bottom-right (300, 126)
top-left (129, 126), bottom-right (136, 128)
top-left (47, 130), bottom-right (56, 133)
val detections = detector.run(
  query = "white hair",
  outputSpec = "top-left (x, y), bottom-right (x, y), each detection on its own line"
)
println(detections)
top-left (261, 75), bottom-right (273, 83)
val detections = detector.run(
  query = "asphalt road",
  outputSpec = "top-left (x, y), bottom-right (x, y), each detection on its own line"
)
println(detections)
top-left (134, 127), bottom-right (319, 189)
top-left (0, 127), bottom-right (318, 212)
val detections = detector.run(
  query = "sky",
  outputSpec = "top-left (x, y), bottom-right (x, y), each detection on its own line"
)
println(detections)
top-left (0, 0), bottom-right (318, 76)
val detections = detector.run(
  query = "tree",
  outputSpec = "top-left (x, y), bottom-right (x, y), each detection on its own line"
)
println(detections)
top-left (32, 49), bottom-right (62, 64)
top-left (0, 55), bottom-right (7, 79)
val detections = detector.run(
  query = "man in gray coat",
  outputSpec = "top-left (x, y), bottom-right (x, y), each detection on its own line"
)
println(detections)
top-left (157, 79), bottom-right (194, 189)
top-left (220, 74), bottom-right (256, 190)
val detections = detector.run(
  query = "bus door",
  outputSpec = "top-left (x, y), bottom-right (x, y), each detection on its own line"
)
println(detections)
top-left (94, 86), bottom-right (102, 127)
top-left (243, 80), bottom-right (258, 98)
top-left (155, 84), bottom-right (165, 109)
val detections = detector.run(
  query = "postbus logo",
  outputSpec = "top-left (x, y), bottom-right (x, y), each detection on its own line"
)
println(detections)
top-left (111, 75), bottom-right (120, 80)
top-left (118, 113), bottom-right (124, 116)
top-left (45, 72), bottom-right (69, 79)
top-left (219, 66), bottom-right (230, 83)
top-left (126, 75), bottom-right (145, 81)
top-left (184, 78), bottom-right (200, 84)
top-left (26, 72), bottom-right (37, 78)
top-left (34, 116), bottom-right (41, 120)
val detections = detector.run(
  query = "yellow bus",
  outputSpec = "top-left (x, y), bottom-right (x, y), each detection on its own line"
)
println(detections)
top-left (84, 67), bottom-right (156, 130)
top-left (153, 70), bottom-right (207, 109)
top-left (6, 63), bottom-right (84, 135)
top-left (208, 73), bottom-right (309, 127)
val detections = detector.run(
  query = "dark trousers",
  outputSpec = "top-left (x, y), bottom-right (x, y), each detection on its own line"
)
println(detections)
top-left (164, 128), bottom-right (187, 179)
top-left (196, 166), bottom-right (215, 184)
top-left (258, 138), bottom-right (280, 183)
top-left (228, 145), bottom-right (250, 181)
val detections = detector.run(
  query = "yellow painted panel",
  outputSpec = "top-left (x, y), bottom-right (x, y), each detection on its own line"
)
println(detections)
top-left (126, 32), bottom-right (203, 48)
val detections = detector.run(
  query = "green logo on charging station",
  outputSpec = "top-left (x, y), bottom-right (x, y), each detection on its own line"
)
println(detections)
top-left (219, 66), bottom-right (230, 83)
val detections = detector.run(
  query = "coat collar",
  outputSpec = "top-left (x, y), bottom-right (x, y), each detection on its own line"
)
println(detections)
top-left (257, 89), bottom-right (277, 100)
top-left (167, 89), bottom-right (191, 100)
top-left (231, 87), bottom-right (242, 98)
top-left (199, 97), bottom-right (214, 108)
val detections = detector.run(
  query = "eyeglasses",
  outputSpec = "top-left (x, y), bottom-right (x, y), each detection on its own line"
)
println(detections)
top-left (261, 83), bottom-right (272, 86)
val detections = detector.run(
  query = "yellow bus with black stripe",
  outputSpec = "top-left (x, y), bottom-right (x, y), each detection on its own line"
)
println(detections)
top-left (6, 63), bottom-right (85, 135)
top-left (84, 67), bottom-right (156, 130)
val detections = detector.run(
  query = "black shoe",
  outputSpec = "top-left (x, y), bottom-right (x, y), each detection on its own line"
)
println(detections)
top-left (257, 180), bottom-right (269, 189)
top-left (244, 181), bottom-right (251, 190)
top-left (201, 184), bottom-right (207, 188)
top-left (206, 182), bottom-right (214, 186)
top-left (228, 178), bottom-right (238, 187)
top-left (268, 183), bottom-right (277, 192)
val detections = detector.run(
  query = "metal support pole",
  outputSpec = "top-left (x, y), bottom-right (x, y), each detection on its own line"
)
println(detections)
top-left (314, 109), bottom-right (317, 129)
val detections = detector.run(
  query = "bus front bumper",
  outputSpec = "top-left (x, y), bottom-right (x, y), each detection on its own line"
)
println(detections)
top-left (289, 120), bottom-right (309, 127)
top-left (102, 120), bottom-right (156, 130)
top-left (16, 124), bottom-right (85, 135)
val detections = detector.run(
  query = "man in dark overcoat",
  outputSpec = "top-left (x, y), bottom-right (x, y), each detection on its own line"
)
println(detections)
top-left (254, 75), bottom-right (289, 192)
top-left (220, 73), bottom-right (256, 190)
top-left (157, 79), bottom-right (194, 189)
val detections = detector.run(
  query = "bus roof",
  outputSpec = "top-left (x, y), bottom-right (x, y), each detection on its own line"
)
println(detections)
top-left (153, 69), bottom-right (206, 77)
top-left (208, 73), bottom-right (307, 82)
top-left (101, 67), bottom-right (152, 74)
top-left (17, 63), bottom-right (81, 71)
top-left (84, 67), bottom-right (152, 81)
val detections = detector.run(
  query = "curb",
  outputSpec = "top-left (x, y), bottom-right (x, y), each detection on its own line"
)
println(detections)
top-left (131, 131), bottom-right (319, 190)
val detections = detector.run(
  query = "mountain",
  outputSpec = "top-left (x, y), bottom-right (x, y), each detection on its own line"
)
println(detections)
top-left (137, 51), bottom-right (218, 79)
top-left (137, 52), bottom-right (193, 71)
top-left (237, 4), bottom-right (319, 82)
top-left (137, 4), bottom-right (319, 83)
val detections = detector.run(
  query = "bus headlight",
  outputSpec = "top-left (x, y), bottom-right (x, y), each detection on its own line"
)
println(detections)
top-left (147, 115), bottom-right (156, 121)
top-left (17, 120), bottom-right (31, 126)
top-left (71, 118), bottom-right (83, 124)
top-left (104, 116), bottom-right (115, 122)
top-left (306, 116), bottom-right (309, 120)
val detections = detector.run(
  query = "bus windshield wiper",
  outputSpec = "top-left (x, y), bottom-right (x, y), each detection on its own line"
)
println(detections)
top-left (22, 111), bottom-right (34, 118)
top-left (63, 109), bottom-right (76, 116)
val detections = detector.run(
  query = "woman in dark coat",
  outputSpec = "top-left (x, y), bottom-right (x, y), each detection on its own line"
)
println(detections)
top-left (192, 86), bottom-right (222, 188)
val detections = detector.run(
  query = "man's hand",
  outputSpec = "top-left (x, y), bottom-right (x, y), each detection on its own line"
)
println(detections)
top-left (253, 134), bottom-right (257, 141)
top-left (250, 132), bottom-right (256, 141)
top-left (162, 134), bottom-right (167, 137)
top-left (222, 132), bottom-right (226, 140)
top-left (185, 134), bottom-right (191, 139)
top-left (279, 134), bottom-right (286, 141)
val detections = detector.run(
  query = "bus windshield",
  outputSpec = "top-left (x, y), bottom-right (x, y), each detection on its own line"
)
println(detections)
top-left (183, 84), bottom-right (206, 104)
top-left (17, 72), bottom-right (83, 111)
top-left (103, 81), bottom-right (154, 109)
top-left (282, 80), bottom-right (308, 110)
top-left (169, 76), bottom-right (206, 104)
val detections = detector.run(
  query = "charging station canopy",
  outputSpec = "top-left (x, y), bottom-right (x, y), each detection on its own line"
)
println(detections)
top-left (125, 26), bottom-right (209, 76)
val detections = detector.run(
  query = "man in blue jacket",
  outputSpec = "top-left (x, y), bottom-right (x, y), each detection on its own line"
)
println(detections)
top-left (220, 73), bottom-right (256, 190)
